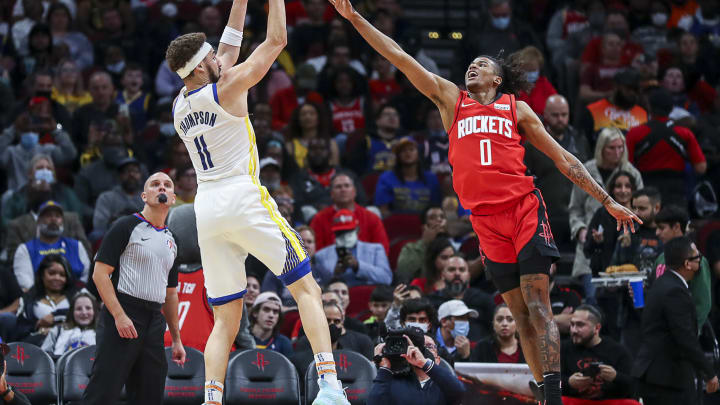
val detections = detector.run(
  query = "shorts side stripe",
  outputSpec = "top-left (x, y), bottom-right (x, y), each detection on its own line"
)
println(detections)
top-left (244, 117), bottom-right (307, 262)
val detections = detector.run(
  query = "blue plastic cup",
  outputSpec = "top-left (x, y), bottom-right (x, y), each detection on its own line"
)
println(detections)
top-left (630, 278), bottom-right (644, 308)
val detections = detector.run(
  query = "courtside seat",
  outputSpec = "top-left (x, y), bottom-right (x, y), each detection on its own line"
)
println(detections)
top-left (304, 350), bottom-right (376, 405)
top-left (225, 349), bottom-right (301, 405)
top-left (6, 342), bottom-right (57, 405)
top-left (61, 345), bottom-right (126, 405)
top-left (163, 346), bottom-right (205, 404)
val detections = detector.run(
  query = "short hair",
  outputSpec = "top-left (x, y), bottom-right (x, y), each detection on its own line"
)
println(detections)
top-left (28, 153), bottom-right (54, 175)
top-left (655, 205), bottom-right (689, 232)
top-left (121, 62), bottom-right (144, 76)
top-left (421, 205), bottom-right (443, 225)
top-left (575, 304), bottom-right (603, 325)
top-left (296, 225), bottom-right (315, 237)
top-left (327, 277), bottom-right (348, 289)
top-left (399, 298), bottom-right (437, 326)
top-left (369, 285), bottom-right (393, 303)
top-left (375, 103), bottom-right (398, 120)
top-left (665, 236), bottom-right (695, 270)
top-left (633, 187), bottom-right (662, 205)
top-left (323, 301), bottom-right (344, 318)
top-left (165, 33), bottom-right (207, 75)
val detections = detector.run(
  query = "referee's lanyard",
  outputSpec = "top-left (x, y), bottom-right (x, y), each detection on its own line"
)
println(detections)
top-left (256, 336), bottom-right (274, 349)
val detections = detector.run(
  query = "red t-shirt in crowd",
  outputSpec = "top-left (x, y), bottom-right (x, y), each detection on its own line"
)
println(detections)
top-left (581, 37), bottom-right (644, 67)
top-left (448, 91), bottom-right (535, 215)
top-left (496, 347), bottom-right (522, 364)
top-left (269, 86), bottom-right (324, 130)
top-left (626, 117), bottom-right (706, 172)
top-left (310, 203), bottom-right (390, 254)
top-left (369, 78), bottom-right (401, 105)
top-left (580, 63), bottom-right (624, 93)
top-left (517, 76), bottom-right (557, 115)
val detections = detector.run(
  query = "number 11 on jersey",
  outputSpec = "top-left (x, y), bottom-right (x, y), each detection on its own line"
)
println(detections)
top-left (480, 139), bottom-right (492, 166)
top-left (194, 135), bottom-right (214, 170)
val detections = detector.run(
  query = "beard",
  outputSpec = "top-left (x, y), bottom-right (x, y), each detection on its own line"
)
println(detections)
top-left (209, 66), bottom-right (220, 83)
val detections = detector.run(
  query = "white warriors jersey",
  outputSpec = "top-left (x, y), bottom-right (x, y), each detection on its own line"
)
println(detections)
top-left (172, 83), bottom-right (259, 182)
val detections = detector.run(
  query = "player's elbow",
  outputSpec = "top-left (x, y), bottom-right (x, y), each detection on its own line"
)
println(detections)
top-left (267, 31), bottom-right (288, 48)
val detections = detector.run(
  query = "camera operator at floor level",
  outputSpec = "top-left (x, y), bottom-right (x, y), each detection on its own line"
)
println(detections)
top-left (367, 332), bottom-right (465, 405)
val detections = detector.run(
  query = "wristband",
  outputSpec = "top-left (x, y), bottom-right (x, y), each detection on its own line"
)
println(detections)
top-left (220, 26), bottom-right (243, 46)
top-left (422, 359), bottom-right (434, 373)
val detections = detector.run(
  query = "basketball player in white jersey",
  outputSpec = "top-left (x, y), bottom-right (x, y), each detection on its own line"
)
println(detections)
top-left (165, 0), bottom-right (348, 403)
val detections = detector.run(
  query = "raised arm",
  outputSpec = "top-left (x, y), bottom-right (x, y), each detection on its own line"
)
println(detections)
top-left (329, 0), bottom-right (459, 125)
top-left (216, 0), bottom-right (248, 69)
top-left (517, 101), bottom-right (642, 233)
top-left (218, 0), bottom-right (286, 94)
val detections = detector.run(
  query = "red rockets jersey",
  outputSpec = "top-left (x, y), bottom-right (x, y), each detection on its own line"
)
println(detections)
top-left (448, 91), bottom-right (535, 215)
top-left (163, 267), bottom-right (215, 352)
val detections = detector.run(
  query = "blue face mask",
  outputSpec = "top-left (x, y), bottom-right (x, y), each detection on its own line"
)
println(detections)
top-left (526, 70), bottom-right (540, 83)
top-left (451, 320), bottom-right (470, 338)
top-left (20, 132), bottom-right (39, 151)
top-left (491, 16), bottom-right (511, 30)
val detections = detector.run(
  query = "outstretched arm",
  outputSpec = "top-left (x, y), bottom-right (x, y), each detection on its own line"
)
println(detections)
top-left (219, 0), bottom-right (286, 94)
top-left (216, 0), bottom-right (248, 69)
top-left (518, 101), bottom-right (642, 233)
top-left (329, 0), bottom-right (459, 127)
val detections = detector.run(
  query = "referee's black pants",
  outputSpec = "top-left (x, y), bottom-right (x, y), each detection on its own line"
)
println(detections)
top-left (82, 294), bottom-right (168, 405)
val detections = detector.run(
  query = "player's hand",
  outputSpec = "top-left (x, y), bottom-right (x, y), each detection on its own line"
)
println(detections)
top-left (569, 372), bottom-right (593, 391)
top-left (598, 365), bottom-right (616, 382)
top-left (706, 376), bottom-right (719, 393)
top-left (454, 335), bottom-right (470, 359)
top-left (327, 0), bottom-right (355, 19)
top-left (171, 340), bottom-right (186, 365)
top-left (115, 313), bottom-right (138, 339)
top-left (605, 199), bottom-right (642, 233)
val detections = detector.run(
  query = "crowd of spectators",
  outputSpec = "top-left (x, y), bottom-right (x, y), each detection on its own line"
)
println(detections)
top-left (1, 0), bottom-right (720, 403)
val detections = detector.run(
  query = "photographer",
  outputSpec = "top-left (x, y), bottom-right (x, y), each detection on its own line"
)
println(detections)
top-left (314, 209), bottom-right (392, 286)
top-left (0, 343), bottom-right (31, 405)
top-left (368, 329), bottom-right (465, 405)
top-left (561, 305), bottom-right (635, 402)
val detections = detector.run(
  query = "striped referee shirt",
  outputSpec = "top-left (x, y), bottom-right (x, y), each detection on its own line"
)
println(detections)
top-left (95, 213), bottom-right (179, 304)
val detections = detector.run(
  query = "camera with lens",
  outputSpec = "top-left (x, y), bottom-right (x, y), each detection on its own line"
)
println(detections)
top-left (376, 326), bottom-right (429, 375)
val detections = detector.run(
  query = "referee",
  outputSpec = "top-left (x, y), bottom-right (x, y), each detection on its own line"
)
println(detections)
top-left (83, 172), bottom-right (186, 405)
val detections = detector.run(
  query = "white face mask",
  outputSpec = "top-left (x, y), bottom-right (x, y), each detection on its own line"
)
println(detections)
top-left (651, 12), bottom-right (668, 27)
top-left (335, 230), bottom-right (358, 248)
top-left (406, 322), bottom-right (429, 333)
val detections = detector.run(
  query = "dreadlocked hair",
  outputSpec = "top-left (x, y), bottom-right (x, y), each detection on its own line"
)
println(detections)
top-left (479, 51), bottom-right (532, 96)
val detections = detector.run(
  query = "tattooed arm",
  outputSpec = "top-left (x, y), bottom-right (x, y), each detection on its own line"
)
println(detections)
top-left (517, 101), bottom-right (642, 232)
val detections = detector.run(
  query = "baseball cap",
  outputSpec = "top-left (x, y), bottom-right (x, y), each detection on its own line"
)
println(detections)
top-left (252, 291), bottom-right (282, 311)
top-left (438, 299), bottom-right (479, 320)
top-left (392, 136), bottom-right (418, 153)
top-left (38, 200), bottom-right (63, 216)
top-left (259, 157), bottom-right (280, 171)
top-left (116, 156), bottom-right (140, 171)
top-left (331, 209), bottom-right (358, 232)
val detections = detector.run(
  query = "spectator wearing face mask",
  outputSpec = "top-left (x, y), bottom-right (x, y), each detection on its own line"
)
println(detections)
top-left (294, 301), bottom-right (374, 360)
top-left (313, 209), bottom-right (392, 287)
top-left (427, 255), bottom-right (495, 340)
top-left (512, 46), bottom-right (557, 116)
top-left (0, 101), bottom-right (77, 191)
top-left (1, 153), bottom-right (85, 228)
top-left (13, 201), bottom-right (90, 291)
top-left (436, 300), bottom-right (478, 362)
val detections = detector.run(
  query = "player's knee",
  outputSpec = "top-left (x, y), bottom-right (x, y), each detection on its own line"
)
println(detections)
top-left (526, 300), bottom-right (552, 324)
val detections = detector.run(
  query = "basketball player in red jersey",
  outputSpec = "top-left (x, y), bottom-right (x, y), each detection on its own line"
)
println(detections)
top-left (329, 1), bottom-right (641, 404)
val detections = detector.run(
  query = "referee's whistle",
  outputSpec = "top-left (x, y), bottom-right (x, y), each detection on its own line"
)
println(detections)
top-left (158, 194), bottom-right (168, 203)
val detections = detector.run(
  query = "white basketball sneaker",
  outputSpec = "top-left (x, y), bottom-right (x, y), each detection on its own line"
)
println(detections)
top-left (313, 379), bottom-right (350, 405)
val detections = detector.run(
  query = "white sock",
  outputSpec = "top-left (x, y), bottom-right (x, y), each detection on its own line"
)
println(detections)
top-left (315, 352), bottom-right (339, 387)
top-left (204, 380), bottom-right (224, 404)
